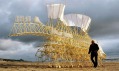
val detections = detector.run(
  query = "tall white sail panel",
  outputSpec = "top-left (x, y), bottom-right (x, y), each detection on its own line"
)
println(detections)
top-left (64, 14), bottom-right (91, 32)
top-left (47, 4), bottom-right (65, 21)
top-left (82, 15), bottom-right (91, 31)
top-left (84, 18), bottom-right (91, 31)
top-left (64, 14), bottom-right (83, 27)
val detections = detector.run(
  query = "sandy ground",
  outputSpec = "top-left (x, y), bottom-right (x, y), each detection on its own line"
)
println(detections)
top-left (0, 61), bottom-right (119, 71)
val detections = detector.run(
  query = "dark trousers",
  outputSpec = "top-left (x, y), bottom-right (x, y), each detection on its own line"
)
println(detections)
top-left (91, 52), bottom-right (98, 67)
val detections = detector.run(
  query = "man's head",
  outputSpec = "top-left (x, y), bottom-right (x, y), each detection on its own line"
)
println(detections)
top-left (91, 40), bottom-right (95, 44)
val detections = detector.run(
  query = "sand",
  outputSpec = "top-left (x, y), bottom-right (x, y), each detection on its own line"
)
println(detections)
top-left (0, 61), bottom-right (119, 71)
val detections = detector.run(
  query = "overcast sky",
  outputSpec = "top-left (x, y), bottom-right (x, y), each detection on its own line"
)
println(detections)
top-left (0, 0), bottom-right (119, 61)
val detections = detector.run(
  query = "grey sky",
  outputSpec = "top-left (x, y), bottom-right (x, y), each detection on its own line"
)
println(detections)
top-left (0, 0), bottom-right (119, 61)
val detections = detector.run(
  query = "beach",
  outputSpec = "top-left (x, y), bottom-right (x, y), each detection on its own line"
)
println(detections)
top-left (0, 61), bottom-right (119, 71)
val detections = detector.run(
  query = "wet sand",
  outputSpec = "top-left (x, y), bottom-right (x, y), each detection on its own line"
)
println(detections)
top-left (0, 61), bottom-right (119, 71)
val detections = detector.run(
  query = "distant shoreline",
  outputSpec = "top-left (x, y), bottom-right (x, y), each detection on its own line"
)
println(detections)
top-left (103, 58), bottom-right (119, 62)
top-left (1, 58), bottom-right (119, 62)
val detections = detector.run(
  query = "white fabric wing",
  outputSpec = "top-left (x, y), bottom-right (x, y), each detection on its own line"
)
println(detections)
top-left (95, 41), bottom-right (106, 58)
top-left (64, 14), bottom-right (91, 32)
top-left (33, 16), bottom-right (43, 24)
top-left (47, 4), bottom-right (65, 21)
top-left (82, 15), bottom-right (91, 31)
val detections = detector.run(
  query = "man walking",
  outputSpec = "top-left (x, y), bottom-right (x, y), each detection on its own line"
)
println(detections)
top-left (88, 40), bottom-right (99, 68)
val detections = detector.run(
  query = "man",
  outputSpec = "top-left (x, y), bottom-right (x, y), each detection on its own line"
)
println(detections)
top-left (88, 40), bottom-right (99, 68)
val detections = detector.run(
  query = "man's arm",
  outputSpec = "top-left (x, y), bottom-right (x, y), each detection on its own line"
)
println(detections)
top-left (94, 44), bottom-right (99, 52)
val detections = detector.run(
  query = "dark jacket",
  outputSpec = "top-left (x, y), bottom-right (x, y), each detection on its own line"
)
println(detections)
top-left (88, 43), bottom-right (99, 54)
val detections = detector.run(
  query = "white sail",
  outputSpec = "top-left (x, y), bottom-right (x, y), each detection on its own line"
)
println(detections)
top-left (33, 16), bottom-right (43, 24)
top-left (95, 41), bottom-right (106, 59)
top-left (47, 4), bottom-right (65, 21)
top-left (64, 14), bottom-right (91, 32)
